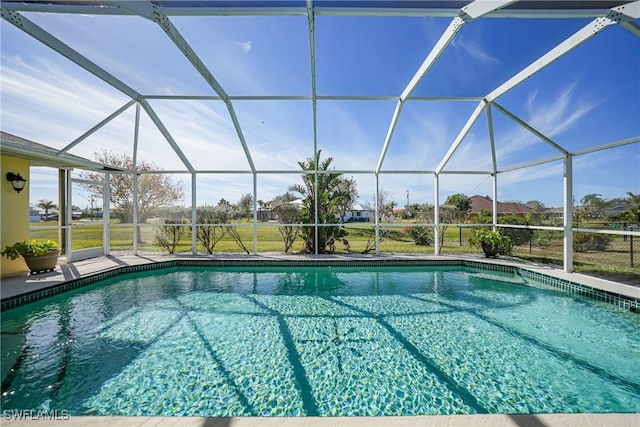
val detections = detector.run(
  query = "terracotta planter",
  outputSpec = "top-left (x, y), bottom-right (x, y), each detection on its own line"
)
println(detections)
top-left (23, 250), bottom-right (59, 274)
top-left (481, 242), bottom-right (499, 258)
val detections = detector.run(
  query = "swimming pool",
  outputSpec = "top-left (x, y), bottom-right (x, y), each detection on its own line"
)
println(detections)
top-left (2, 265), bottom-right (639, 416)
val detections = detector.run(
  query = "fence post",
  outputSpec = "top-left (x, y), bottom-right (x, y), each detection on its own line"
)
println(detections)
top-left (631, 227), bottom-right (634, 268)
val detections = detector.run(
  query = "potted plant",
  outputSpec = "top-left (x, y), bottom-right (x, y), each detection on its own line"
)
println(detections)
top-left (469, 229), bottom-right (512, 258)
top-left (1, 239), bottom-right (60, 274)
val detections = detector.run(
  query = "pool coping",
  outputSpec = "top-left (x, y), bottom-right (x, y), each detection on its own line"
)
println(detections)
top-left (1, 253), bottom-right (639, 312)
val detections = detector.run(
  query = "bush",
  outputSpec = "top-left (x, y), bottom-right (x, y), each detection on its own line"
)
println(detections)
top-left (153, 218), bottom-right (190, 254)
top-left (404, 225), bottom-right (433, 246)
top-left (573, 232), bottom-right (613, 252)
top-left (499, 214), bottom-right (534, 247)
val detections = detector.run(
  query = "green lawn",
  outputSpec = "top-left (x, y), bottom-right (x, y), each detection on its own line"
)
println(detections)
top-left (28, 219), bottom-right (638, 285)
top-left (29, 220), bottom-right (470, 254)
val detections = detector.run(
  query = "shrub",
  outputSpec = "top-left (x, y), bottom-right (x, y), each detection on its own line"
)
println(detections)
top-left (573, 232), bottom-right (613, 252)
top-left (404, 225), bottom-right (433, 246)
top-left (499, 214), bottom-right (534, 247)
top-left (274, 204), bottom-right (301, 253)
top-left (153, 218), bottom-right (190, 254)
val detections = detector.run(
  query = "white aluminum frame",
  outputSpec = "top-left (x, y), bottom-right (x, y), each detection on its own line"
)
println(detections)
top-left (4, 0), bottom-right (639, 273)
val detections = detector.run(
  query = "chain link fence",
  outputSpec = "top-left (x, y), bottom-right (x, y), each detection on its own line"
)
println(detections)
top-left (505, 227), bottom-right (639, 286)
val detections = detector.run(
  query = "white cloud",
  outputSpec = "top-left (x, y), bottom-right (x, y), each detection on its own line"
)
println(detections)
top-left (451, 34), bottom-right (499, 64)
top-left (525, 81), bottom-right (602, 138)
top-left (0, 54), bottom-right (130, 148)
top-left (237, 41), bottom-right (253, 54)
top-left (491, 80), bottom-right (602, 165)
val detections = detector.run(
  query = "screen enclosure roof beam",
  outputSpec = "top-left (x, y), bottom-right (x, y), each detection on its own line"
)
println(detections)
top-left (111, 0), bottom-right (257, 174)
top-left (0, 7), bottom-right (196, 173)
top-left (375, 0), bottom-right (516, 174)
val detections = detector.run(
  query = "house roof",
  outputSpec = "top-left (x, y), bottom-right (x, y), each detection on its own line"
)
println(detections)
top-left (350, 202), bottom-right (373, 211)
top-left (470, 195), bottom-right (531, 215)
top-left (1, 131), bottom-right (122, 171)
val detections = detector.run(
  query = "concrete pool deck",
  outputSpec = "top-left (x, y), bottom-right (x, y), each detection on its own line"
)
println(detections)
top-left (1, 413), bottom-right (639, 427)
top-left (1, 253), bottom-right (638, 427)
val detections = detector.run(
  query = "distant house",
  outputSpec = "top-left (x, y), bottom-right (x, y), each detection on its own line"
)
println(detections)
top-left (342, 202), bottom-right (373, 222)
top-left (268, 199), bottom-right (373, 223)
top-left (606, 205), bottom-right (628, 217)
top-left (469, 195), bottom-right (531, 218)
top-left (256, 208), bottom-right (275, 222)
top-left (544, 207), bottom-right (564, 219)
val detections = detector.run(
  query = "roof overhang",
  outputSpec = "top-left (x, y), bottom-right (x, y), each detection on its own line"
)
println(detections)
top-left (1, 132), bottom-right (123, 171)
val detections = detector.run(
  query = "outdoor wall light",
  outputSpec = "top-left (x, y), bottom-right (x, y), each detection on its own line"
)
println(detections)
top-left (6, 172), bottom-right (27, 193)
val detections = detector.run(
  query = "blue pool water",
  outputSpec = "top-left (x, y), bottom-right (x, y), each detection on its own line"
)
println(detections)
top-left (1, 266), bottom-right (639, 416)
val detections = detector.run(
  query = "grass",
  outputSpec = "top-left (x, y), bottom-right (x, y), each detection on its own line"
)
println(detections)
top-left (27, 219), bottom-right (639, 285)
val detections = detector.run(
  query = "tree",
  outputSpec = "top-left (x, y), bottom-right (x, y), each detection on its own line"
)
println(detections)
top-left (236, 193), bottom-right (253, 220)
top-left (625, 191), bottom-right (640, 223)
top-left (196, 203), bottom-right (232, 254)
top-left (196, 201), bottom-right (249, 254)
top-left (38, 199), bottom-right (57, 221)
top-left (525, 200), bottom-right (546, 222)
top-left (376, 190), bottom-right (396, 221)
top-left (579, 193), bottom-right (605, 223)
top-left (444, 193), bottom-right (471, 223)
top-left (335, 176), bottom-right (358, 223)
top-left (274, 203), bottom-right (301, 253)
top-left (79, 150), bottom-right (185, 224)
top-left (153, 218), bottom-right (190, 254)
top-left (288, 150), bottom-right (350, 253)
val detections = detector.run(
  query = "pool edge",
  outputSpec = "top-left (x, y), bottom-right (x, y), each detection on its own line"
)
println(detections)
top-left (1, 254), bottom-right (638, 312)
top-left (1, 413), bottom-right (639, 427)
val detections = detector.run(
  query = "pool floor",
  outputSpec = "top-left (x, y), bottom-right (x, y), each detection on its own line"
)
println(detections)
top-left (2, 266), bottom-right (639, 417)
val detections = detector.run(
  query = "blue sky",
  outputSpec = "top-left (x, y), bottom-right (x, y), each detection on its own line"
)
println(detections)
top-left (1, 5), bottom-right (638, 210)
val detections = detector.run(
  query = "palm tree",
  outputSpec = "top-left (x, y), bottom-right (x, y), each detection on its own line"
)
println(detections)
top-left (38, 199), bottom-right (57, 221)
top-left (580, 193), bottom-right (605, 223)
top-left (626, 191), bottom-right (640, 222)
top-left (289, 150), bottom-right (350, 253)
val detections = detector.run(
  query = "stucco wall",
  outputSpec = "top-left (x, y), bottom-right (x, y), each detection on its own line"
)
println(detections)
top-left (1, 155), bottom-right (30, 277)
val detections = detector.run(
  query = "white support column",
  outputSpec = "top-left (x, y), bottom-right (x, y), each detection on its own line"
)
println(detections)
top-left (253, 173), bottom-right (258, 255)
top-left (375, 174), bottom-right (380, 254)
top-left (65, 170), bottom-right (72, 261)
top-left (192, 173), bottom-right (197, 255)
top-left (103, 173), bottom-right (110, 255)
top-left (314, 169), bottom-right (319, 255)
top-left (132, 104), bottom-right (140, 255)
top-left (132, 171), bottom-right (139, 255)
top-left (492, 174), bottom-right (498, 230)
top-left (563, 154), bottom-right (574, 272)
top-left (307, 1), bottom-right (319, 255)
top-left (434, 173), bottom-right (440, 255)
